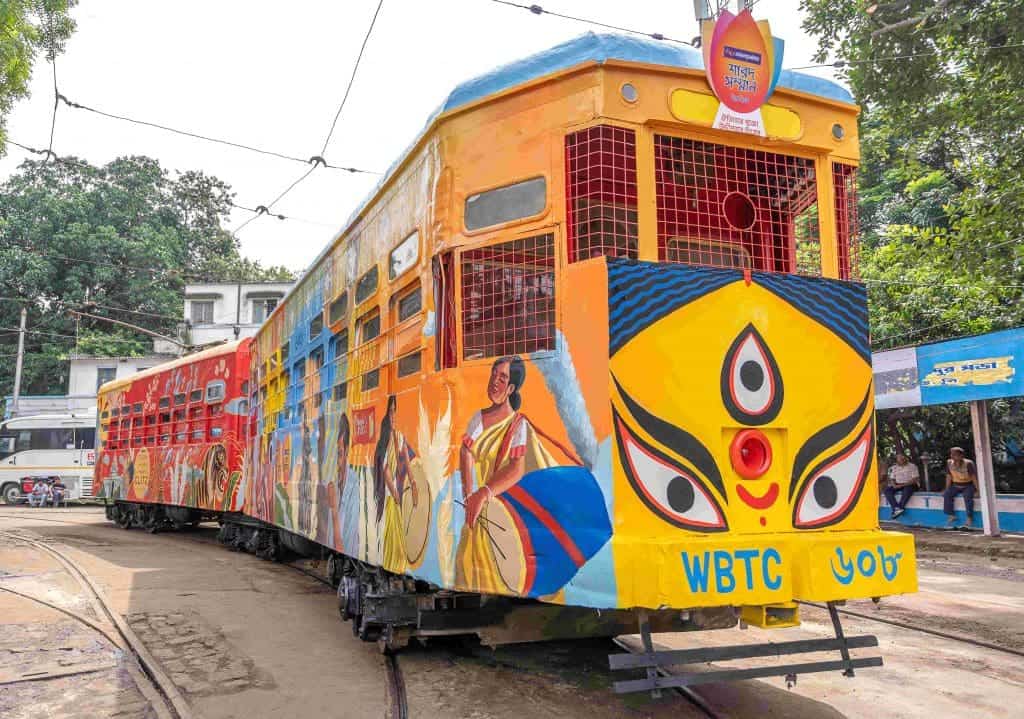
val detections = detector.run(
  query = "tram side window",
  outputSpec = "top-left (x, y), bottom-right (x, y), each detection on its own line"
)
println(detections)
top-left (565, 126), bottom-right (638, 261)
top-left (464, 177), bottom-right (546, 231)
top-left (460, 233), bottom-right (555, 360)
top-left (833, 163), bottom-right (860, 280)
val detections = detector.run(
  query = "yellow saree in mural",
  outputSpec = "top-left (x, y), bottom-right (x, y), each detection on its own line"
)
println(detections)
top-left (456, 412), bottom-right (557, 594)
top-left (380, 430), bottom-right (411, 574)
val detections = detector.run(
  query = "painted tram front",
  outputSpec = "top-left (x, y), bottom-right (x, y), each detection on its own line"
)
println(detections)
top-left (99, 19), bottom-right (917, 673)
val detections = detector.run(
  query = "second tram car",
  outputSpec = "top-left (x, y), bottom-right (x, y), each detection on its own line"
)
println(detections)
top-left (98, 22), bottom-right (917, 685)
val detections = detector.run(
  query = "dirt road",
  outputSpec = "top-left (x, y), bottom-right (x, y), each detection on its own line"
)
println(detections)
top-left (2, 507), bottom-right (1022, 718)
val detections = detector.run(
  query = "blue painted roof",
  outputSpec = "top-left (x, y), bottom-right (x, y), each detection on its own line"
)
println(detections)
top-left (442, 32), bottom-right (854, 111)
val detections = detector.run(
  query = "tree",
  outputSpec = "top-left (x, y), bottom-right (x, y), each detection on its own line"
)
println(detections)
top-left (0, 154), bottom-right (296, 398)
top-left (0, 1), bottom-right (77, 149)
top-left (802, 1), bottom-right (1024, 487)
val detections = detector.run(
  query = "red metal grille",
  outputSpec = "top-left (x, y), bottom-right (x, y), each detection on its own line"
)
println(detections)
top-left (833, 163), bottom-right (860, 280)
top-left (461, 234), bottom-right (555, 360)
top-left (654, 135), bottom-right (821, 275)
top-left (565, 125), bottom-right (638, 261)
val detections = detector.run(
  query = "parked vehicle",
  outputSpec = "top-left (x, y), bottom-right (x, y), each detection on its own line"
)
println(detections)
top-left (0, 413), bottom-right (97, 503)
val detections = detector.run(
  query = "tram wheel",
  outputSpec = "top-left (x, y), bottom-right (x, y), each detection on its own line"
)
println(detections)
top-left (116, 506), bottom-right (132, 529)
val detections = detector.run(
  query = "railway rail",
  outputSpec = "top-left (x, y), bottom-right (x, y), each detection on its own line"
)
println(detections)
top-left (0, 527), bottom-right (191, 719)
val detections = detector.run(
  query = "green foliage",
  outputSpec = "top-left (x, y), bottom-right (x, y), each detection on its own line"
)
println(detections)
top-left (802, 0), bottom-right (1024, 485)
top-left (0, 1), bottom-right (76, 148)
top-left (0, 155), bottom-right (296, 398)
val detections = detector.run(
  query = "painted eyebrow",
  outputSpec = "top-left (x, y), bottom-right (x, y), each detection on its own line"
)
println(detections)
top-left (789, 387), bottom-right (871, 500)
top-left (611, 375), bottom-right (726, 500)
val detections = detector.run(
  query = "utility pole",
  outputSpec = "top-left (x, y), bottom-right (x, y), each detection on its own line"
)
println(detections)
top-left (11, 305), bottom-right (27, 418)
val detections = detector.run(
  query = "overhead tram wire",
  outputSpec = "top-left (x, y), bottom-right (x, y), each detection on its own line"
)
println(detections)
top-left (0, 296), bottom-right (182, 322)
top-left (5, 140), bottom-right (331, 232)
top-left (56, 95), bottom-right (380, 175)
top-left (486, 0), bottom-right (695, 45)
top-left (239, 0), bottom-right (387, 234)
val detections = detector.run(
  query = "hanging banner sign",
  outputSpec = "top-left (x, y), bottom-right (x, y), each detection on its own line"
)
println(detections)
top-left (701, 9), bottom-right (784, 137)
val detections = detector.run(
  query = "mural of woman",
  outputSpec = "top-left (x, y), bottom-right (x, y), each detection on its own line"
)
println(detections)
top-left (315, 412), bottom-right (346, 549)
top-left (374, 395), bottom-right (417, 573)
top-left (297, 404), bottom-right (314, 536)
top-left (337, 414), bottom-right (363, 555)
top-left (456, 356), bottom-right (556, 593)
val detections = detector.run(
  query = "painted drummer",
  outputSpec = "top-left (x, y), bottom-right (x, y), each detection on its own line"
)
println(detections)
top-left (374, 395), bottom-right (417, 574)
top-left (456, 356), bottom-right (556, 594)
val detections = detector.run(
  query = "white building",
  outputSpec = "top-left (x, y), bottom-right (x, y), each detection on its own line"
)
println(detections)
top-left (5, 353), bottom-right (176, 419)
top-left (185, 281), bottom-right (292, 346)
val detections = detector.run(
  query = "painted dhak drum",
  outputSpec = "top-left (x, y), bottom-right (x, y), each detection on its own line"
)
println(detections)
top-left (401, 460), bottom-right (432, 569)
top-left (488, 466), bottom-right (612, 598)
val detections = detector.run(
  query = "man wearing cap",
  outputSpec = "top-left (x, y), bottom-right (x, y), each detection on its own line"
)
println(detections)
top-left (943, 447), bottom-right (978, 528)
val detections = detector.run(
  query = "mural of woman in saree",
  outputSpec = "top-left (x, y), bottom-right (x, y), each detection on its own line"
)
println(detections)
top-left (374, 395), bottom-right (417, 573)
top-left (455, 355), bottom-right (556, 594)
top-left (297, 404), bottom-right (314, 536)
top-left (337, 414), bottom-right (363, 556)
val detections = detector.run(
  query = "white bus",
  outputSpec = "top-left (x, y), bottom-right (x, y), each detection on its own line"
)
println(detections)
top-left (0, 412), bottom-right (97, 504)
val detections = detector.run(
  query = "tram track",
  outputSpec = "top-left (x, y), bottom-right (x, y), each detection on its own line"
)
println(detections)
top-left (0, 528), bottom-right (192, 719)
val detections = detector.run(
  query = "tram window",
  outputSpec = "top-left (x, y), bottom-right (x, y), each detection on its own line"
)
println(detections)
top-left (111, 407), bottom-right (119, 418)
top-left (158, 397), bottom-right (169, 410)
top-left (310, 312), bottom-right (324, 339)
top-left (397, 351), bottom-right (422, 378)
top-left (241, 380), bottom-right (249, 397)
top-left (356, 266), bottom-right (379, 305)
top-left (653, 135), bottom-right (819, 273)
top-left (174, 393), bottom-right (186, 406)
top-left (465, 177), bottom-right (546, 231)
top-left (328, 291), bottom-right (348, 326)
top-left (101, 410), bottom-right (109, 420)
top-left (331, 329), bottom-right (349, 357)
top-left (389, 231), bottom-right (419, 280)
top-left (211, 427), bottom-right (224, 438)
top-left (189, 389), bottom-right (202, 403)
top-left (133, 402), bottom-right (143, 413)
top-left (281, 342), bottom-right (290, 363)
top-left (363, 369), bottom-right (380, 391)
top-left (333, 382), bottom-right (348, 401)
top-left (359, 310), bottom-right (381, 344)
top-left (206, 381), bottom-right (226, 403)
top-left (460, 233), bottom-right (555, 359)
top-left (396, 284), bottom-right (422, 323)
top-left (565, 126), bottom-right (638, 261)
top-left (833, 163), bottom-right (859, 280)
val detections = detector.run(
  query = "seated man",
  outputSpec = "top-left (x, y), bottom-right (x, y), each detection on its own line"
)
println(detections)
top-left (28, 479), bottom-right (48, 507)
top-left (943, 447), bottom-right (978, 528)
top-left (884, 452), bottom-right (919, 519)
top-left (50, 479), bottom-right (67, 507)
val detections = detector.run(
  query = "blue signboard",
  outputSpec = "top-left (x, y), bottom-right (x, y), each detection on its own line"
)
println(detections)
top-left (916, 327), bottom-right (1024, 406)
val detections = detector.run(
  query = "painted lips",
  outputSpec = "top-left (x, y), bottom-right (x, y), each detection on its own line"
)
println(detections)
top-left (736, 482), bottom-right (779, 509)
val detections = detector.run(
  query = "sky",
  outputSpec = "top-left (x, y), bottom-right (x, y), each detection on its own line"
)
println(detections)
top-left (0, 0), bottom-right (843, 275)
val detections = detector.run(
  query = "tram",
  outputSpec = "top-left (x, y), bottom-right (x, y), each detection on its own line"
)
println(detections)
top-left (97, 13), bottom-right (917, 688)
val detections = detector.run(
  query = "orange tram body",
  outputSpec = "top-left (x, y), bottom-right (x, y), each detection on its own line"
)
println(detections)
top-left (98, 28), bottom-right (916, 687)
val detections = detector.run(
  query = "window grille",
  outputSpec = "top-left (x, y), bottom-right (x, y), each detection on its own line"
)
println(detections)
top-left (833, 163), bottom-right (860, 280)
top-left (654, 135), bottom-right (821, 275)
top-left (309, 312), bottom-right (324, 339)
top-left (565, 125), bottom-right (638, 261)
top-left (460, 233), bottom-right (555, 360)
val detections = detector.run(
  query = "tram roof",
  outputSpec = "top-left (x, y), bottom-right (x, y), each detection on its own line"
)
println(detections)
top-left (288, 32), bottom-right (854, 313)
top-left (442, 32), bottom-right (853, 112)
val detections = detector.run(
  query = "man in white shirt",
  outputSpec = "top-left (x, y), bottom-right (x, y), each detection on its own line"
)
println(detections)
top-left (884, 453), bottom-right (920, 519)
top-left (28, 480), bottom-right (48, 508)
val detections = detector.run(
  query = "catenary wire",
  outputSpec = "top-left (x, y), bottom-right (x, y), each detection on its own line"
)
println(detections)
top-left (486, 0), bottom-right (695, 45)
top-left (57, 95), bottom-right (379, 175)
top-left (321, 0), bottom-right (386, 156)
